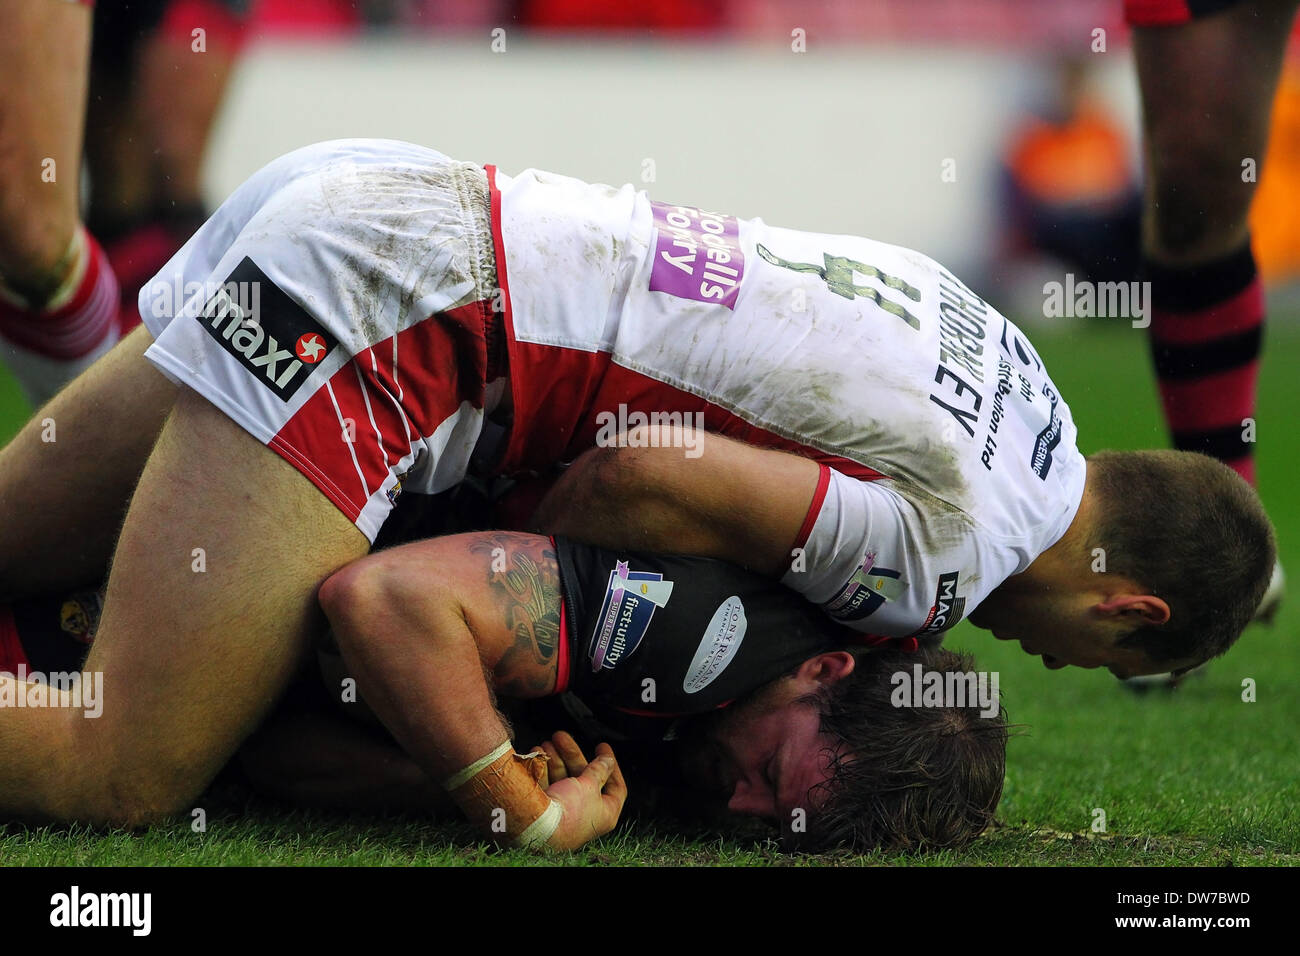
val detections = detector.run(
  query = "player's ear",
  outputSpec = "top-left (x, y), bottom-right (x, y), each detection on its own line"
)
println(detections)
top-left (1096, 592), bottom-right (1170, 626)
top-left (796, 650), bottom-right (856, 687)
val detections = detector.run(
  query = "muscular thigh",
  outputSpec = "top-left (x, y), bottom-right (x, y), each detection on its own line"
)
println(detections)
top-left (72, 389), bottom-right (368, 816)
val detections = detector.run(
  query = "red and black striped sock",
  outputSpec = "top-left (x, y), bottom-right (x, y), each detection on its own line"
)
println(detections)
top-left (1146, 241), bottom-right (1262, 486)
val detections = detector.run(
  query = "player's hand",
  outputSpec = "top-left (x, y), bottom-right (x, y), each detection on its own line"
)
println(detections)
top-left (530, 730), bottom-right (589, 785)
top-left (532, 732), bottom-right (627, 850)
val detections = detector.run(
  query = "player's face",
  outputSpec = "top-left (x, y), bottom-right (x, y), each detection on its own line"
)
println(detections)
top-left (680, 680), bottom-right (841, 821)
top-left (973, 603), bottom-right (1186, 679)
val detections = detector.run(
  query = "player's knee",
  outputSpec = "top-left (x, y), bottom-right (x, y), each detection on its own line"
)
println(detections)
top-left (1144, 130), bottom-right (1255, 258)
top-left (1147, 178), bottom-right (1252, 260)
top-left (56, 728), bottom-right (197, 827)
top-left (91, 779), bottom-right (191, 829)
top-left (0, 215), bottom-right (80, 298)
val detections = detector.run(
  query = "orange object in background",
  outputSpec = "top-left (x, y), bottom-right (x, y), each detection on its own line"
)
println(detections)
top-left (1006, 105), bottom-right (1133, 210)
top-left (1250, 63), bottom-right (1300, 283)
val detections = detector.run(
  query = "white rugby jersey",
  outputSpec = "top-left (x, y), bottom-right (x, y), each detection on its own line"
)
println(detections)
top-left (137, 138), bottom-right (1085, 641)
top-left (486, 163), bottom-right (1087, 639)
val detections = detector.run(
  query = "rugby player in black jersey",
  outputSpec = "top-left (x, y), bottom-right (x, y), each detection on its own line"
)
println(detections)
top-left (309, 530), bottom-right (1007, 852)
top-left (1, 530), bottom-right (1006, 853)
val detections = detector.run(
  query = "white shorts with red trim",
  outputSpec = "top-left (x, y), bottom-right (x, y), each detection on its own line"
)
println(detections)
top-left (139, 139), bottom-right (501, 542)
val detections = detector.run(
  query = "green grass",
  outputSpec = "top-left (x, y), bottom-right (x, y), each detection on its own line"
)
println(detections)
top-left (1, 321), bottom-right (1297, 866)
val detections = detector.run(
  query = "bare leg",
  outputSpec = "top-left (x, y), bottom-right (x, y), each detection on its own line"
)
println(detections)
top-left (0, 0), bottom-right (90, 296)
top-left (0, 389), bottom-right (368, 823)
top-left (139, 32), bottom-right (239, 212)
top-left (0, 325), bottom-right (176, 598)
top-left (1136, 0), bottom-right (1300, 264)
top-left (85, 43), bottom-right (153, 234)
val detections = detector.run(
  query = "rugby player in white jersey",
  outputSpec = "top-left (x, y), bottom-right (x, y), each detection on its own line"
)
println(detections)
top-left (0, 139), bottom-right (1274, 844)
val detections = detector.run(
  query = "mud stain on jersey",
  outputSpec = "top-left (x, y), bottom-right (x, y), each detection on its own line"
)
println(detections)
top-left (311, 160), bottom-right (496, 354)
top-left (882, 451), bottom-right (977, 558)
top-left (713, 354), bottom-right (976, 527)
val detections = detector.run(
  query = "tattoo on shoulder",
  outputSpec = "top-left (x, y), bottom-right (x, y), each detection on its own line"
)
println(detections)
top-left (470, 533), bottom-right (562, 697)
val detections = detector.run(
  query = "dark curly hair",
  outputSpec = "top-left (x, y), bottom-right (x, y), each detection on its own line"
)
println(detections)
top-left (797, 644), bottom-right (1007, 853)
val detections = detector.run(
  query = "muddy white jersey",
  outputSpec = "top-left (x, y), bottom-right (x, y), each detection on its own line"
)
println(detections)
top-left (490, 164), bottom-right (1087, 637)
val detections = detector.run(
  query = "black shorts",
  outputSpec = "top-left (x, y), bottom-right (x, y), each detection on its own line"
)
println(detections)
top-left (552, 536), bottom-right (848, 740)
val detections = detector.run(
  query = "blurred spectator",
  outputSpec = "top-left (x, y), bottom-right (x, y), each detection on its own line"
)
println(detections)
top-left (1000, 59), bottom-right (1141, 287)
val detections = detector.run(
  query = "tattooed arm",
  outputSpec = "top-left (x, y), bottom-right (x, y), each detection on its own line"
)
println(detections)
top-left (317, 531), bottom-right (625, 850)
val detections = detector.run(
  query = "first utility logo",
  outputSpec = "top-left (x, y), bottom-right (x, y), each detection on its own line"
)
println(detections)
top-left (50, 886), bottom-right (151, 936)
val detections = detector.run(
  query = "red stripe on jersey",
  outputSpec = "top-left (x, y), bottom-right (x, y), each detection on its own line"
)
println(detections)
top-left (486, 165), bottom-right (612, 474)
top-left (486, 166), bottom-right (892, 482)
top-left (792, 464), bottom-right (832, 552)
top-left (369, 301), bottom-right (489, 440)
top-left (270, 303), bottom-right (489, 522)
top-left (573, 363), bottom-right (891, 481)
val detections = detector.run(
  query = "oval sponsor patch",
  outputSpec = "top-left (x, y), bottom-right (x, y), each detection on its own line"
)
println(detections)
top-left (682, 596), bottom-right (747, 695)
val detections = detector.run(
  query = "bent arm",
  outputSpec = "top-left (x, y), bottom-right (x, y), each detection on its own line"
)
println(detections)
top-left (532, 426), bottom-right (961, 636)
top-left (318, 531), bottom-right (624, 849)
top-left (532, 425), bottom-right (822, 577)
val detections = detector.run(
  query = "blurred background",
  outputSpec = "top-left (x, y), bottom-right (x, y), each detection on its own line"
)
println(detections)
top-left (81, 0), bottom-right (1300, 312)
top-left (1, 0), bottom-right (1295, 863)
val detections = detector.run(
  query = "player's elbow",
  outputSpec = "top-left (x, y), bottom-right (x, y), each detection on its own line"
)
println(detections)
top-left (318, 552), bottom-right (458, 656)
top-left (318, 561), bottom-right (370, 626)
top-left (551, 430), bottom-right (666, 508)
top-left (319, 555), bottom-right (408, 636)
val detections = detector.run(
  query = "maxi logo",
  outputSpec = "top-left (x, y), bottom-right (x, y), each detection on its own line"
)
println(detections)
top-left (823, 550), bottom-right (906, 622)
top-left (195, 257), bottom-right (338, 401)
top-left (589, 561), bottom-right (675, 672)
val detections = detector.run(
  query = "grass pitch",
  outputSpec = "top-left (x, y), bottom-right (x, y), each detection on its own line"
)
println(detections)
top-left (0, 320), bottom-right (1296, 866)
